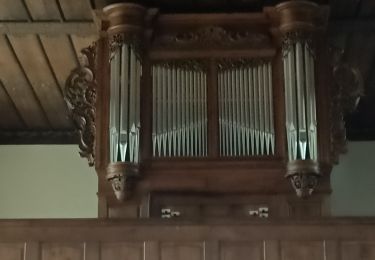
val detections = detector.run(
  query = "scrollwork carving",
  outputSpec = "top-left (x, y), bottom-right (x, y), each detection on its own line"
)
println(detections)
top-left (330, 47), bottom-right (364, 164)
top-left (154, 26), bottom-right (271, 49)
top-left (65, 44), bottom-right (97, 166)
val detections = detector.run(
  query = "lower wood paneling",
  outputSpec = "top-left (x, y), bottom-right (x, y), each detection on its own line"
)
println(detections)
top-left (0, 219), bottom-right (374, 260)
top-left (161, 242), bottom-right (204, 260)
top-left (101, 242), bottom-right (144, 260)
top-left (220, 241), bottom-right (264, 260)
top-left (281, 241), bottom-right (325, 260)
top-left (0, 243), bottom-right (25, 260)
top-left (41, 243), bottom-right (84, 260)
top-left (342, 242), bottom-right (375, 260)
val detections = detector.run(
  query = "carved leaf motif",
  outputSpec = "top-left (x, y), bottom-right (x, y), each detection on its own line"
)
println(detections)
top-left (65, 45), bottom-right (97, 166)
top-left (154, 26), bottom-right (270, 48)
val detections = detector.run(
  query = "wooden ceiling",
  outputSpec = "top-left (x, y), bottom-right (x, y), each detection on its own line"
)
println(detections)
top-left (0, 0), bottom-right (374, 144)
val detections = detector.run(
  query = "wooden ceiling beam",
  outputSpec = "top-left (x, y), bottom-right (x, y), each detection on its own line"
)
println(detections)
top-left (0, 21), bottom-right (97, 35)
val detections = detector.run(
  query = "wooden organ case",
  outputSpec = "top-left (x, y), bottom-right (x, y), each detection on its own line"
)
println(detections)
top-left (65, 1), bottom-right (359, 219)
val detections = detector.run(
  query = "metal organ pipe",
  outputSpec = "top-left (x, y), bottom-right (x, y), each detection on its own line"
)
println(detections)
top-left (109, 44), bottom-right (142, 164)
top-left (152, 64), bottom-right (207, 157)
top-left (218, 62), bottom-right (275, 157)
top-left (283, 41), bottom-right (317, 161)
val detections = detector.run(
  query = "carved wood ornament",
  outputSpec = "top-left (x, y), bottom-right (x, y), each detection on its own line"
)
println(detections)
top-left (65, 45), bottom-right (97, 166)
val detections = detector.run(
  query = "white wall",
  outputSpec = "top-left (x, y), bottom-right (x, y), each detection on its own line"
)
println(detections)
top-left (0, 145), bottom-right (97, 218)
top-left (0, 142), bottom-right (374, 218)
top-left (331, 141), bottom-right (375, 216)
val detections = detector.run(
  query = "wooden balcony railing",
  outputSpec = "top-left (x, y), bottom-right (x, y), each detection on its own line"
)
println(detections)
top-left (1, 218), bottom-right (375, 260)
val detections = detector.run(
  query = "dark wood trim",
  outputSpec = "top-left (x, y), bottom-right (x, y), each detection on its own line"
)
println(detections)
top-left (140, 55), bottom-right (153, 162)
top-left (207, 59), bottom-right (219, 157)
top-left (272, 49), bottom-right (286, 159)
top-left (0, 130), bottom-right (78, 144)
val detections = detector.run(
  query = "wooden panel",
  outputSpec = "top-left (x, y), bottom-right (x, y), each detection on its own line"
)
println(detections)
top-left (281, 241), bottom-right (325, 260)
top-left (39, 35), bottom-right (78, 91)
top-left (0, 81), bottom-right (24, 129)
top-left (41, 243), bottom-right (84, 260)
top-left (0, 243), bottom-right (25, 260)
top-left (0, 0), bottom-right (28, 20)
top-left (161, 242), bottom-right (204, 260)
top-left (101, 242), bottom-right (144, 260)
top-left (342, 242), bottom-right (375, 260)
top-left (58, 0), bottom-right (93, 21)
top-left (8, 34), bottom-right (72, 129)
top-left (24, 0), bottom-right (61, 21)
top-left (0, 35), bottom-right (48, 128)
top-left (220, 241), bottom-right (264, 260)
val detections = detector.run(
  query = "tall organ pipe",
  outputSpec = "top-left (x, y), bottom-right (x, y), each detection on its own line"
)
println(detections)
top-left (283, 41), bottom-right (317, 161)
top-left (109, 44), bottom-right (142, 164)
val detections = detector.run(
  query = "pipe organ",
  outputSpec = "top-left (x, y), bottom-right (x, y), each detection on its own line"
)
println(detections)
top-left (66, 0), bottom-right (362, 217)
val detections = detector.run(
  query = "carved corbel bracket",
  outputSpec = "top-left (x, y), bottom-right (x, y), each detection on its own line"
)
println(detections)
top-left (286, 160), bottom-right (321, 198)
top-left (106, 162), bottom-right (139, 201)
top-left (65, 45), bottom-right (97, 166)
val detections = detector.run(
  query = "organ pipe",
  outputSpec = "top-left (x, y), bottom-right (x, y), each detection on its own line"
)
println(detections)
top-left (109, 44), bottom-right (142, 164)
top-left (218, 61), bottom-right (275, 157)
top-left (152, 63), bottom-right (208, 157)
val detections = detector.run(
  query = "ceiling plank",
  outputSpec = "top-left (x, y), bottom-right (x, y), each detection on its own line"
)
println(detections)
top-left (8, 34), bottom-right (73, 129)
top-left (0, 21), bottom-right (97, 35)
top-left (58, 0), bottom-right (93, 21)
top-left (0, 80), bottom-right (25, 129)
top-left (39, 35), bottom-right (79, 92)
top-left (23, 0), bottom-right (62, 21)
top-left (0, 35), bottom-right (48, 128)
top-left (0, 0), bottom-right (29, 21)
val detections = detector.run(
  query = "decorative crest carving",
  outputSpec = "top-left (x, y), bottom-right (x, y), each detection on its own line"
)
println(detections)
top-left (154, 26), bottom-right (271, 48)
top-left (65, 44), bottom-right (97, 166)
